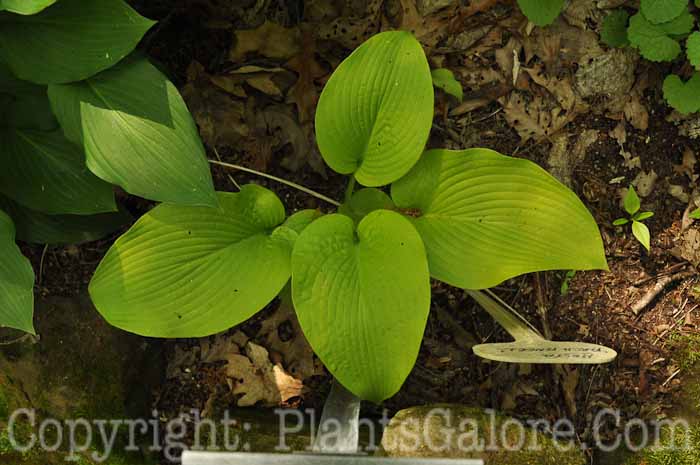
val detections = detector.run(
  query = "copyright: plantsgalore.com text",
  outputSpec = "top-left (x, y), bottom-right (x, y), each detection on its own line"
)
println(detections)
top-left (1, 408), bottom-right (693, 462)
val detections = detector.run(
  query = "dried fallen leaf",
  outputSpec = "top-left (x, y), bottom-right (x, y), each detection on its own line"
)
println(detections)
top-left (286, 30), bottom-right (326, 124)
top-left (258, 297), bottom-right (324, 380)
top-left (181, 62), bottom-right (249, 148)
top-left (501, 91), bottom-right (572, 141)
top-left (225, 342), bottom-right (303, 407)
top-left (230, 21), bottom-right (301, 62)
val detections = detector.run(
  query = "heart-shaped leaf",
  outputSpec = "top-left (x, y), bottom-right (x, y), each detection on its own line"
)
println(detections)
top-left (90, 185), bottom-right (298, 338)
top-left (292, 210), bottom-right (430, 402)
top-left (0, 194), bottom-right (130, 245)
top-left (0, 210), bottom-right (35, 334)
top-left (391, 148), bottom-right (608, 290)
top-left (628, 12), bottom-right (684, 62)
top-left (640, 0), bottom-right (688, 25)
top-left (48, 57), bottom-right (217, 208)
top-left (663, 72), bottom-right (700, 115)
top-left (0, 128), bottom-right (116, 214)
top-left (0, 0), bottom-right (155, 84)
top-left (0, 0), bottom-right (57, 15)
top-left (315, 31), bottom-right (433, 187)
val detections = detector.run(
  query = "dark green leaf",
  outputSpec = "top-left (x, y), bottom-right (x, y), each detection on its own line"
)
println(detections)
top-left (601, 10), bottom-right (630, 47)
top-left (0, 194), bottom-right (129, 245)
top-left (48, 57), bottom-right (217, 207)
top-left (0, 128), bottom-right (116, 214)
top-left (0, 0), bottom-right (155, 84)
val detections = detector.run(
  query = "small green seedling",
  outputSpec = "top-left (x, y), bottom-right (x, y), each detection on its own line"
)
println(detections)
top-left (431, 68), bottom-right (463, 102)
top-left (689, 207), bottom-right (700, 219)
top-left (89, 31), bottom-right (610, 404)
top-left (560, 270), bottom-right (576, 296)
top-left (613, 185), bottom-right (653, 251)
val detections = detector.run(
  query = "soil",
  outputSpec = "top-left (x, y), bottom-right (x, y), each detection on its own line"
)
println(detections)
top-left (10, 1), bottom-right (700, 464)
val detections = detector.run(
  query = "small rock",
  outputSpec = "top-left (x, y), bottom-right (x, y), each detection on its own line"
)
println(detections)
top-left (381, 405), bottom-right (587, 464)
top-left (576, 49), bottom-right (637, 99)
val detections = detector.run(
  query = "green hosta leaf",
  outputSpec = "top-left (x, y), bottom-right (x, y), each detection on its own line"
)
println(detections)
top-left (663, 73), bottom-right (700, 115)
top-left (640, 0), bottom-right (687, 25)
top-left (632, 220), bottom-right (651, 251)
top-left (431, 68), bottom-right (463, 101)
top-left (48, 57), bottom-right (217, 208)
top-left (687, 32), bottom-right (700, 70)
top-left (338, 188), bottom-right (395, 224)
top-left (623, 186), bottom-right (641, 215)
top-left (0, 0), bottom-right (57, 15)
top-left (0, 60), bottom-right (37, 94)
top-left (0, 210), bottom-right (35, 334)
top-left (0, 75), bottom-right (58, 131)
top-left (601, 10), bottom-right (630, 47)
top-left (315, 31), bottom-right (433, 187)
top-left (628, 12), bottom-right (682, 62)
top-left (0, 0), bottom-right (155, 84)
top-left (90, 185), bottom-right (296, 338)
top-left (292, 211), bottom-right (430, 402)
top-left (391, 148), bottom-right (608, 290)
top-left (0, 194), bottom-right (130, 245)
top-left (0, 128), bottom-right (116, 215)
top-left (516, 0), bottom-right (565, 26)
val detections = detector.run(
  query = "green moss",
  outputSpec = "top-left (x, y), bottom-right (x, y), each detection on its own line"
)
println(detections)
top-left (625, 423), bottom-right (700, 465)
top-left (0, 385), bottom-right (8, 419)
top-left (669, 333), bottom-right (700, 372)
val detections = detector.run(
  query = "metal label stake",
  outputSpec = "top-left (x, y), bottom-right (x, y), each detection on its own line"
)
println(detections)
top-left (468, 290), bottom-right (617, 364)
top-left (182, 379), bottom-right (483, 464)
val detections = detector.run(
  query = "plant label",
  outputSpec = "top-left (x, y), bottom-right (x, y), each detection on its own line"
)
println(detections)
top-left (472, 340), bottom-right (618, 364)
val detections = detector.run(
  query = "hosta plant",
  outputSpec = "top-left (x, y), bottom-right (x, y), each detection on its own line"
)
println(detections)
top-left (89, 31), bottom-right (608, 403)
top-left (0, 0), bottom-right (217, 334)
top-left (602, 2), bottom-right (700, 114)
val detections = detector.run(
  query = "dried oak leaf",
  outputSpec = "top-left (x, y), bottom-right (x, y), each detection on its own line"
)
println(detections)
top-left (501, 91), bottom-right (572, 142)
top-left (286, 30), bottom-right (326, 124)
top-left (524, 64), bottom-right (578, 111)
top-left (225, 342), bottom-right (303, 407)
top-left (258, 299), bottom-right (324, 381)
top-left (181, 62), bottom-right (249, 148)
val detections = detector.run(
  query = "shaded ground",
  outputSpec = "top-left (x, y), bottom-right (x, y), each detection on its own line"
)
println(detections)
top-left (8, 0), bottom-right (700, 463)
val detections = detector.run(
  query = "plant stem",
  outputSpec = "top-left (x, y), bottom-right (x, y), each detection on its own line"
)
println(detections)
top-left (208, 160), bottom-right (341, 207)
top-left (344, 176), bottom-right (356, 203)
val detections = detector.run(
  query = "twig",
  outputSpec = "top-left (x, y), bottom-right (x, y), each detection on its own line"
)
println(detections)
top-left (212, 148), bottom-right (241, 191)
top-left (631, 270), bottom-right (696, 315)
top-left (0, 334), bottom-right (32, 346)
top-left (208, 159), bottom-right (341, 207)
top-left (662, 368), bottom-right (682, 387)
top-left (38, 243), bottom-right (49, 286)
